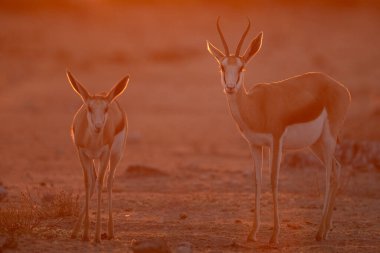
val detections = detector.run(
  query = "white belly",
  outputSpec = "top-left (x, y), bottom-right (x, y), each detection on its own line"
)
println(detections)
top-left (282, 108), bottom-right (327, 149)
top-left (238, 109), bottom-right (327, 150)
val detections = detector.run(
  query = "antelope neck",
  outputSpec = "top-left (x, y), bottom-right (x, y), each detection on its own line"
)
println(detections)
top-left (225, 84), bottom-right (249, 129)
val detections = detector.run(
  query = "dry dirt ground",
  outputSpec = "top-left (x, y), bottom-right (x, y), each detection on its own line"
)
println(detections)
top-left (0, 1), bottom-right (380, 252)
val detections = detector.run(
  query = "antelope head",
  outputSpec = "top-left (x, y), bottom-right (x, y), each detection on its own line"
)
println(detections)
top-left (67, 71), bottom-right (129, 134)
top-left (207, 17), bottom-right (263, 94)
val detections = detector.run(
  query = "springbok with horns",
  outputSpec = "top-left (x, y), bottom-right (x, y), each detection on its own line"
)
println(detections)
top-left (207, 18), bottom-right (351, 244)
top-left (67, 71), bottom-right (129, 242)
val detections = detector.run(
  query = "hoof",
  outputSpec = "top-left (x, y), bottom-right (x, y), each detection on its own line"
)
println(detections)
top-left (247, 233), bottom-right (257, 242)
top-left (71, 234), bottom-right (76, 239)
top-left (315, 233), bottom-right (323, 241)
top-left (269, 236), bottom-right (279, 246)
top-left (94, 238), bottom-right (101, 243)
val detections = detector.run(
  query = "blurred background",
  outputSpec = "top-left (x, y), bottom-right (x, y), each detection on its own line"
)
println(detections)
top-left (0, 1), bottom-right (379, 251)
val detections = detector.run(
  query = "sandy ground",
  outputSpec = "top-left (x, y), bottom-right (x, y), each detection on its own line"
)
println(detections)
top-left (0, 1), bottom-right (380, 252)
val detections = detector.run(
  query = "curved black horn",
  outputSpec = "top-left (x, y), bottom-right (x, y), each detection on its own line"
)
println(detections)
top-left (217, 17), bottom-right (229, 56)
top-left (235, 18), bottom-right (251, 56)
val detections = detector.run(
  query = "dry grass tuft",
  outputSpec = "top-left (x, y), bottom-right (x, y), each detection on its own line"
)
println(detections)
top-left (37, 190), bottom-right (80, 218)
top-left (0, 189), bottom-right (79, 242)
top-left (0, 202), bottom-right (40, 237)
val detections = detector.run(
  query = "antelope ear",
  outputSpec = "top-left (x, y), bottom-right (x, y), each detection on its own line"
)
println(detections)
top-left (107, 75), bottom-right (129, 102)
top-left (207, 40), bottom-right (225, 63)
top-left (66, 71), bottom-right (90, 102)
top-left (242, 32), bottom-right (263, 64)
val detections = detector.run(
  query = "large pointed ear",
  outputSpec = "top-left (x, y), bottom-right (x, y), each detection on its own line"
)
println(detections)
top-left (207, 40), bottom-right (225, 63)
top-left (66, 71), bottom-right (90, 102)
top-left (107, 75), bottom-right (129, 102)
top-left (242, 32), bottom-right (263, 64)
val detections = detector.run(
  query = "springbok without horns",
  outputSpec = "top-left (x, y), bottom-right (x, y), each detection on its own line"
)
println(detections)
top-left (67, 71), bottom-right (129, 242)
top-left (207, 18), bottom-right (351, 244)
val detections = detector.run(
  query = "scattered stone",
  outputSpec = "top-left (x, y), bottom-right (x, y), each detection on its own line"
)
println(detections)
top-left (125, 165), bottom-right (168, 178)
top-left (179, 213), bottom-right (188, 220)
top-left (228, 239), bottom-right (250, 249)
top-left (230, 240), bottom-right (239, 247)
top-left (174, 242), bottom-right (193, 253)
top-left (131, 239), bottom-right (171, 253)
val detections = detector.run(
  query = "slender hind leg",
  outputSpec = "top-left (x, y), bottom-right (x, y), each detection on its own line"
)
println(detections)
top-left (247, 144), bottom-right (263, 242)
top-left (309, 124), bottom-right (338, 241)
top-left (107, 131), bottom-right (126, 239)
top-left (322, 157), bottom-right (340, 239)
top-left (106, 154), bottom-right (121, 239)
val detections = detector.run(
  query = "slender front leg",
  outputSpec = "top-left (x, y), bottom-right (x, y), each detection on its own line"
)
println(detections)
top-left (247, 144), bottom-right (263, 241)
top-left (71, 150), bottom-right (93, 241)
top-left (94, 151), bottom-right (110, 243)
top-left (269, 139), bottom-right (282, 245)
top-left (71, 161), bottom-right (97, 239)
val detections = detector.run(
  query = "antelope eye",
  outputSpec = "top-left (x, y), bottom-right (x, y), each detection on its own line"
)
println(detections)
top-left (88, 107), bottom-right (92, 113)
top-left (104, 107), bottom-right (108, 113)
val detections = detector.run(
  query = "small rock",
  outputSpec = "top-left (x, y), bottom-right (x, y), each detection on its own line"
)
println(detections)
top-left (230, 240), bottom-right (239, 247)
top-left (125, 165), bottom-right (168, 178)
top-left (179, 213), bottom-right (188, 220)
top-left (131, 239), bottom-right (171, 253)
top-left (174, 242), bottom-right (193, 253)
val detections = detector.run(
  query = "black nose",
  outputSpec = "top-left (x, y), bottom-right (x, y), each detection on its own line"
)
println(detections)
top-left (225, 87), bottom-right (235, 93)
